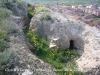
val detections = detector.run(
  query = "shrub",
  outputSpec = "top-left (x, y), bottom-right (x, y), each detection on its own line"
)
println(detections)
top-left (0, 32), bottom-right (10, 52)
top-left (35, 5), bottom-right (47, 14)
top-left (0, 32), bottom-right (10, 41)
top-left (60, 56), bottom-right (68, 63)
top-left (28, 7), bottom-right (35, 19)
top-left (17, 1), bottom-right (24, 9)
top-left (25, 31), bottom-right (49, 55)
top-left (0, 40), bottom-right (8, 52)
top-left (0, 50), bottom-right (14, 75)
top-left (5, 2), bottom-right (15, 10)
top-left (0, 8), bottom-right (12, 21)
top-left (0, 50), bottom-right (12, 64)
top-left (0, 8), bottom-right (11, 52)
top-left (0, 2), bottom-right (5, 7)
top-left (41, 14), bottom-right (52, 21)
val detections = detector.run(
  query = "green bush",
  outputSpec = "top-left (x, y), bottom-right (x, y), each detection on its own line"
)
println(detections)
top-left (41, 14), bottom-right (52, 20)
top-left (17, 1), bottom-right (24, 9)
top-left (35, 5), bottom-right (47, 14)
top-left (25, 31), bottom-right (49, 54)
top-left (0, 32), bottom-right (9, 41)
top-left (5, 2), bottom-right (15, 10)
top-left (0, 2), bottom-right (5, 7)
top-left (0, 50), bottom-right (12, 64)
top-left (0, 31), bottom-right (10, 52)
top-left (0, 8), bottom-right (12, 21)
top-left (0, 8), bottom-right (11, 52)
top-left (28, 7), bottom-right (35, 19)
top-left (0, 40), bottom-right (9, 52)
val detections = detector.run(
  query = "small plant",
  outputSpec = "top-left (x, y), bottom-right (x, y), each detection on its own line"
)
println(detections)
top-left (41, 14), bottom-right (52, 20)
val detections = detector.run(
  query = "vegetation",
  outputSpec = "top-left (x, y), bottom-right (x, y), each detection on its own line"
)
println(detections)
top-left (90, 18), bottom-right (100, 22)
top-left (5, 2), bottom-right (15, 10)
top-left (0, 1), bottom-right (24, 74)
top-left (17, 1), bottom-right (24, 9)
top-left (35, 5), bottom-right (47, 14)
top-left (41, 14), bottom-right (52, 20)
top-left (0, 8), bottom-right (12, 52)
top-left (28, 6), bottom-right (35, 19)
top-left (24, 28), bottom-right (82, 75)
top-left (0, 1), bottom-right (28, 75)
top-left (28, 4), bottom-right (49, 19)
top-left (0, 0), bottom-right (17, 67)
top-left (0, 1), bottom-right (15, 10)
top-left (0, 33), bottom-right (10, 52)
top-left (28, 4), bottom-right (45, 19)
top-left (0, 4), bottom-right (13, 75)
top-left (0, 50), bottom-right (12, 64)
top-left (0, 50), bottom-right (15, 75)
top-left (0, 8), bottom-right (12, 21)
top-left (62, 0), bottom-right (100, 5)
top-left (89, 15), bottom-right (100, 22)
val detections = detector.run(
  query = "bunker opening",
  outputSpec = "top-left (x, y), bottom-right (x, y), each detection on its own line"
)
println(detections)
top-left (70, 40), bottom-right (74, 49)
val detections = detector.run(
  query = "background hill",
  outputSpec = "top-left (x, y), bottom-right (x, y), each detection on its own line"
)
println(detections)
top-left (22, 0), bottom-right (100, 4)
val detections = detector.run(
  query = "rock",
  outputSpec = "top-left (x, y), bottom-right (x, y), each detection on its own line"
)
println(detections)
top-left (22, 69), bottom-right (33, 75)
top-left (29, 9), bottom-right (100, 74)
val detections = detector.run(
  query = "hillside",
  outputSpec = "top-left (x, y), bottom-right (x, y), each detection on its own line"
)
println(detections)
top-left (0, 0), bottom-right (100, 75)
top-left (22, 0), bottom-right (100, 4)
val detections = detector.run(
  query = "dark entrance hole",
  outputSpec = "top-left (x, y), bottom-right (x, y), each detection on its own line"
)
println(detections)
top-left (70, 40), bottom-right (74, 49)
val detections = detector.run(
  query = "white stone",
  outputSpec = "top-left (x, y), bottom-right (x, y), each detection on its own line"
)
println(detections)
top-left (22, 69), bottom-right (33, 75)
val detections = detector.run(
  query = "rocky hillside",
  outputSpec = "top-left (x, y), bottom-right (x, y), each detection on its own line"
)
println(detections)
top-left (0, 0), bottom-right (100, 75)
top-left (29, 6), bottom-right (100, 75)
